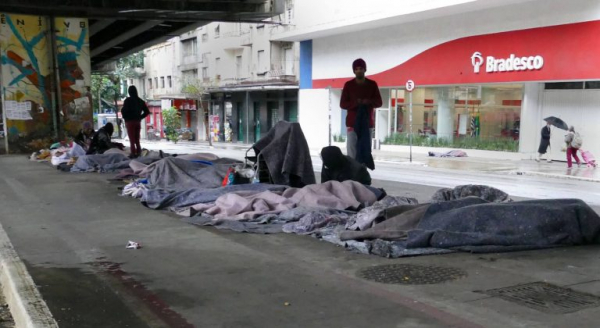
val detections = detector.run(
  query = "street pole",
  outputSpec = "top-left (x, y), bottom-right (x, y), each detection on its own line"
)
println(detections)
top-left (245, 91), bottom-right (249, 144)
top-left (49, 17), bottom-right (62, 140)
top-left (409, 91), bottom-right (413, 163)
top-left (328, 86), bottom-right (332, 146)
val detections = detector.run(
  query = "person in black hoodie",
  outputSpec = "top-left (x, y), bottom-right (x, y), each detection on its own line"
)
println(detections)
top-left (121, 86), bottom-right (149, 158)
top-left (320, 146), bottom-right (371, 186)
top-left (87, 123), bottom-right (123, 154)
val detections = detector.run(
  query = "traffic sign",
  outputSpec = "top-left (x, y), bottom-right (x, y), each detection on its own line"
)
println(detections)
top-left (406, 80), bottom-right (415, 92)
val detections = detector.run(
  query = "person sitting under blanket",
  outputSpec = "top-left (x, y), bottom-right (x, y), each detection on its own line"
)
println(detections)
top-left (73, 121), bottom-right (95, 152)
top-left (320, 146), bottom-right (371, 186)
top-left (87, 123), bottom-right (125, 155)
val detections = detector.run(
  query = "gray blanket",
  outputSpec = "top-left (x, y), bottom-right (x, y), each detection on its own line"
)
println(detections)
top-left (145, 157), bottom-right (241, 192)
top-left (142, 184), bottom-right (287, 210)
top-left (253, 121), bottom-right (316, 187)
top-left (430, 185), bottom-right (511, 203)
top-left (71, 153), bottom-right (160, 172)
top-left (428, 150), bottom-right (468, 157)
top-left (183, 207), bottom-right (353, 234)
top-left (408, 198), bottom-right (600, 251)
top-left (340, 198), bottom-right (600, 254)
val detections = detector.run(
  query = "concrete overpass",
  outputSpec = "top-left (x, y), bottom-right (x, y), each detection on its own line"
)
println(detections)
top-left (0, 0), bottom-right (285, 69)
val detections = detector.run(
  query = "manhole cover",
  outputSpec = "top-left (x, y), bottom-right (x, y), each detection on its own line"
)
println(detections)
top-left (357, 264), bottom-right (467, 285)
top-left (480, 282), bottom-right (600, 314)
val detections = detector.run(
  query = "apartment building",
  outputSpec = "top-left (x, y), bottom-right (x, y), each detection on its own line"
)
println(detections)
top-left (135, 0), bottom-right (298, 143)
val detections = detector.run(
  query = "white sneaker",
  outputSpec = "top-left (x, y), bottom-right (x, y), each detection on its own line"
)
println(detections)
top-left (547, 160), bottom-right (552, 163)
top-left (535, 158), bottom-right (540, 162)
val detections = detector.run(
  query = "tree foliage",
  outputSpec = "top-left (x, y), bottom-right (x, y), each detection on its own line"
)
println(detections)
top-left (162, 106), bottom-right (182, 143)
top-left (90, 75), bottom-right (119, 113)
top-left (180, 76), bottom-right (214, 145)
top-left (180, 76), bottom-right (213, 100)
top-left (90, 52), bottom-right (146, 113)
top-left (116, 51), bottom-right (145, 79)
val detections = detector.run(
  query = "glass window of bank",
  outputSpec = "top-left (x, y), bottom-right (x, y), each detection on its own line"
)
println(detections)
top-left (385, 85), bottom-right (523, 152)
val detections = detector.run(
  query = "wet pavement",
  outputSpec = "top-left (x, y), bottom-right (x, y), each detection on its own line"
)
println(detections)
top-left (131, 139), bottom-right (600, 182)
top-left (25, 264), bottom-right (153, 328)
top-left (1, 148), bottom-right (600, 327)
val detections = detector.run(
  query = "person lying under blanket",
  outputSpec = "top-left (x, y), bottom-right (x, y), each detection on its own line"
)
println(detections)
top-left (320, 146), bottom-right (371, 186)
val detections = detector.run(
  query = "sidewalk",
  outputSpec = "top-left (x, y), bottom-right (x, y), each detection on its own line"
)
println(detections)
top-left (372, 149), bottom-right (600, 183)
top-left (127, 139), bottom-right (600, 183)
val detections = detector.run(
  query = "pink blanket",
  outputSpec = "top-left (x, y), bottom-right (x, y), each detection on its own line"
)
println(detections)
top-left (189, 181), bottom-right (377, 220)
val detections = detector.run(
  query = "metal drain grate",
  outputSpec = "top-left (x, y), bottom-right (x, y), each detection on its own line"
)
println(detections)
top-left (481, 282), bottom-right (600, 314)
top-left (357, 264), bottom-right (467, 285)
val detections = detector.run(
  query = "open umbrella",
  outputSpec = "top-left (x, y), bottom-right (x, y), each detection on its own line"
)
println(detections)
top-left (544, 116), bottom-right (569, 130)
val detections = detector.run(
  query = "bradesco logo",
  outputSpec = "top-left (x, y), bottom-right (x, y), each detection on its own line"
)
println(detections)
top-left (471, 52), bottom-right (544, 73)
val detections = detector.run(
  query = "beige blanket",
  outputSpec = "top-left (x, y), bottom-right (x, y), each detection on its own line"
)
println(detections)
top-left (191, 180), bottom-right (377, 220)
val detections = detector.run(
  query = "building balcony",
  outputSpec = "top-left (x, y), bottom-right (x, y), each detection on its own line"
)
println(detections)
top-left (181, 54), bottom-right (198, 66)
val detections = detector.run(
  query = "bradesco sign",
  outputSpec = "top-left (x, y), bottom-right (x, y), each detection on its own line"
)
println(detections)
top-left (471, 52), bottom-right (544, 74)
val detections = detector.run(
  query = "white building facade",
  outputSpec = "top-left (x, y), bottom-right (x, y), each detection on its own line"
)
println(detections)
top-left (276, 0), bottom-right (600, 160)
top-left (134, 0), bottom-right (299, 143)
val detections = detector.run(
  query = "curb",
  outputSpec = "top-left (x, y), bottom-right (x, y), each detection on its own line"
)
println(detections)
top-left (509, 170), bottom-right (600, 183)
top-left (0, 223), bottom-right (57, 328)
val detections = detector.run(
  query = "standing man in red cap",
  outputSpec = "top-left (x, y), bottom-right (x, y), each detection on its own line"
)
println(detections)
top-left (340, 58), bottom-right (382, 160)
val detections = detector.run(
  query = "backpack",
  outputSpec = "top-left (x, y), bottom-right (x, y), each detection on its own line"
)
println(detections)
top-left (572, 132), bottom-right (583, 149)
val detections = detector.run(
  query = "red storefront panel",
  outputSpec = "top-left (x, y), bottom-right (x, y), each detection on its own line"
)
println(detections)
top-left (313, 20), bottom-right (600, 88)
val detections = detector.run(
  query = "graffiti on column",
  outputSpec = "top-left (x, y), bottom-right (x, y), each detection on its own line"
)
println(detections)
top-left (0, 14), bottom-right (90, 152)
top-left (0, 13), bottom-right (53, 151)
top-left (54, 17), bottom-right (91, 137)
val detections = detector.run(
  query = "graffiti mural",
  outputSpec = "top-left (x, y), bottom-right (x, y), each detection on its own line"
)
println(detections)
top-left (55, 17), bottom-right (91, 137)
top-left (0, 13), bottom-right (53, 151)
top-left (0, 14), bottom-right (90, 152)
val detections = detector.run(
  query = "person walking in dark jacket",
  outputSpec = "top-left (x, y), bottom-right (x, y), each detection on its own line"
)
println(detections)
top-left (121, 86), bottom-right (149, 158)
top-left (536, 121), bottom-right (552, 163)
top-left (320, 146), bottom-right (371, 186)
top-left (340, 58), bottom-right (382, 162)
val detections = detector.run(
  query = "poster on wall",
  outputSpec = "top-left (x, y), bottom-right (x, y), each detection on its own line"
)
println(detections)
top-left (4, 101), bottom-right (33, 120)
top-left (54, 17), bottom-right (92, 137)
top-left (209, 115), bottom-right (220, 142)
top-left (0, 13), bottom-right (54, 151)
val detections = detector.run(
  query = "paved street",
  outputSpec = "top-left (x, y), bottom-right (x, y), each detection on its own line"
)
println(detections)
top-left (132, 140), bottom-right (600, 207)
top-left (0, 144), bottom-right (600, 327)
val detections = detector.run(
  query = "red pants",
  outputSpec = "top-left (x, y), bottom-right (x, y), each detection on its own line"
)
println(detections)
top-left (567, 147), bottom-right (581, 168)
top-left (125, 120), bottom-right (142, 156)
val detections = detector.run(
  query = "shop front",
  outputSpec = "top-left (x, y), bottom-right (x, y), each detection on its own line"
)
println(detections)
top-left (157, 97), bottom-right (198, 141)
top-left (145, 100), bottom-right (162, 139)
top-left (382, 85), bottom-right (523, 152)
top-left (173, 98), bottom-right (197, 141)
top-left (300, 16), bottom-right (600, 158)
top-left (209, 88), bottom-right (298, 144)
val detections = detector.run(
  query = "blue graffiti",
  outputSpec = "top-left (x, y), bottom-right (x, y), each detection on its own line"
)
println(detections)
top-left (56, 27), bottom-right (87, 51)
top-left (4, 16), bottom-right (51, 109)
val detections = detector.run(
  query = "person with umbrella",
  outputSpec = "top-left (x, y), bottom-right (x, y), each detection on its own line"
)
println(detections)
top-left (537, 116), bottom-right (569, 163)
top-left (536, 120), bottom-right (553, 162)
